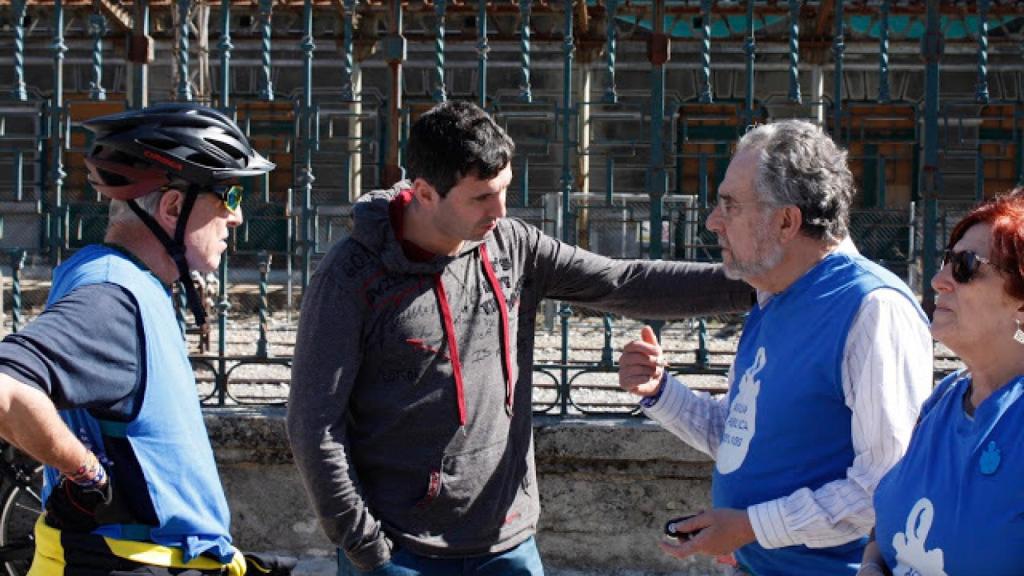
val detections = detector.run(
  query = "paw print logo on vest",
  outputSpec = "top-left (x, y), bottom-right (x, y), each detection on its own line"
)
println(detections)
top-left (979, 441), bottom-right (1001, 475)
top-left (892, 497), bottom-right (947, 576)
top-left (716, 346), bottom-right (765, 474)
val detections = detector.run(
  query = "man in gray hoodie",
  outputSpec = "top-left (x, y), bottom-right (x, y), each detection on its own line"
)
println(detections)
top-left (287, 100), bottom-right (753, 576)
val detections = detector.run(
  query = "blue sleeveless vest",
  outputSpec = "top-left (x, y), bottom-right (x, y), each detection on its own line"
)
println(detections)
top-left (41, 245), bottom-right (233, 562)
top-left (712, 252), bottom-right (921, 576)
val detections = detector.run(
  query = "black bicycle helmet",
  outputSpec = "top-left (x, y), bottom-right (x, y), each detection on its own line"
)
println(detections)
top-left (82, 103), bottom-right (275, 332)
top-left (84, 102), bottom-right (274, 196)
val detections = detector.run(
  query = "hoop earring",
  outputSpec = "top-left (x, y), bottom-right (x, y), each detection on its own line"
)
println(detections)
top-left (1015, 319), bottom-right (1024, 345)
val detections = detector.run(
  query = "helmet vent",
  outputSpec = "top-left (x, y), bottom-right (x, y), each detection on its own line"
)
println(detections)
top-left (142, 137), bottom-right (181, 151)
top-left (96, 167), bottom-right (131, 187)
top-left (207, 138), bottom-right (245, 160)
top-left (187, 152), bottom-right (222, 168)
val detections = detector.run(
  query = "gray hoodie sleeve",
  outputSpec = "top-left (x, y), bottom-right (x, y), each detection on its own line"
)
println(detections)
top-left (287, 270), bottom-right (391, 571)
top-left (513, 219), bottom-right (753, 317)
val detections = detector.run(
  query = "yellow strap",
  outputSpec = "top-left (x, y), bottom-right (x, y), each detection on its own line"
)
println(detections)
top-left (30, 515), bottom-right (247, 576)
top-left (28, 516), bottom-right (64, 576)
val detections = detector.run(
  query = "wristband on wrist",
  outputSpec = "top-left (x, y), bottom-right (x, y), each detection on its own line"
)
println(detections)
top-left (66, 451), bottom-right (107, 489)
top-left (640, 371), bottom-right (669, 408)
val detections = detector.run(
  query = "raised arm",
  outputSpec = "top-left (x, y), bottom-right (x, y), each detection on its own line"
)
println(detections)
top-left (518, 219), bottom-right (752, 318)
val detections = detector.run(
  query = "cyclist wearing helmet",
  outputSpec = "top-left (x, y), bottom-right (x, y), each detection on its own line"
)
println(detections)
top-left (0, 103), bottom-right (273, 576)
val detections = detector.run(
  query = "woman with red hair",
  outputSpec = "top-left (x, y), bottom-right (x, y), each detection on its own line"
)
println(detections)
top-left (859, 191), bottom-right (1024, 576)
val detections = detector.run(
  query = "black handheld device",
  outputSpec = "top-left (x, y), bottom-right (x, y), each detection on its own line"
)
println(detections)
top-left (664, 513), bottom-right (701, 540)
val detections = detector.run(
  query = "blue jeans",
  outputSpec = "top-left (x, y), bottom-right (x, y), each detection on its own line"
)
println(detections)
top-left (336, 537), bottom-right (544, 576)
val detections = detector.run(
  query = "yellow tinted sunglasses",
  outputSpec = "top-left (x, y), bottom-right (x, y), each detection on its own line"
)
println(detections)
top-left (208, 184), bottom-right (244, 212)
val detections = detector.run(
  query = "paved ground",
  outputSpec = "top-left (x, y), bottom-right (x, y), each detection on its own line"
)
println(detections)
top-left (292, 555), bottom-right (733, 576)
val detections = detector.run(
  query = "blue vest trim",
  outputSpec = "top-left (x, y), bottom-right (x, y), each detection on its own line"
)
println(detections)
top-left (98, 420), bottom-right (129, 438)
top-left (118, 524), bottom-right (154, 541)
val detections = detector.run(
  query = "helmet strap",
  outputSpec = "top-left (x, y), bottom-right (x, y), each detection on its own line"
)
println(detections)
top-left (126, 187), bottom-right (210, 334)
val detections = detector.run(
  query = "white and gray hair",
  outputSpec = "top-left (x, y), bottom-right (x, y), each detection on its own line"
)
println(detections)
top-left (107, 189), bottom-right (164, 224)
top-left (736, 120), bottom-right (854, 243)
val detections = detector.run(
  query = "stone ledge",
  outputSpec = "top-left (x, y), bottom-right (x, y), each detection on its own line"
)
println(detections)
top-left (204, 408), bottom-right (718, 575)
top-left (202, 408), bottom-right (714, 466)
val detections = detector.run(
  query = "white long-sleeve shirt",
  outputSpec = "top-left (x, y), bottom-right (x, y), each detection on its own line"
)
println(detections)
top-left (644, 276), bottom-right (934, 550)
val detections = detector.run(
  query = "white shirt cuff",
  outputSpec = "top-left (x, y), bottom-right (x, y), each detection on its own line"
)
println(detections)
top-left (748, 500), bottom-right (799, 549)
top-left (641, 374), bottom-right (686, 419)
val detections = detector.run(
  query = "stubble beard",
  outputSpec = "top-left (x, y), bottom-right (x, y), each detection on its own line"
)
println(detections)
top-left (720, 229), bottom-right (783, 281)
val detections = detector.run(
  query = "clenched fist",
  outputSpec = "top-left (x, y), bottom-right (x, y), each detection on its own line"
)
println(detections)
top-left (618, 325), bottom-right (667, 397)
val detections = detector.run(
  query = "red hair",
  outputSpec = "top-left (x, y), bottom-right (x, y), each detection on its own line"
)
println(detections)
top-left (948, 188), bottom-right (1024, 301)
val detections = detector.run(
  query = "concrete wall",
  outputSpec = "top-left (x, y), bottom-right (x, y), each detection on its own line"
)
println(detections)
top-left (205, 408), bottom-right (721, 576)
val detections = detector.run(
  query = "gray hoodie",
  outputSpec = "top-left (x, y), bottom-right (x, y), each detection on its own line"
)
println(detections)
top-left (287, 182), bottom-right (752, 570)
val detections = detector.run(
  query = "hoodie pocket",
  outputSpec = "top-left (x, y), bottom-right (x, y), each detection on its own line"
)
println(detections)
top-left (411, 438), bottom-right (523, 536)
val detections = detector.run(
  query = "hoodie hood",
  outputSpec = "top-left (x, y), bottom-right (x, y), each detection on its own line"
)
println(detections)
top-left (349, 180), bottom-right (516, 429)
top-left (350, 180), bottom-right (486, 276)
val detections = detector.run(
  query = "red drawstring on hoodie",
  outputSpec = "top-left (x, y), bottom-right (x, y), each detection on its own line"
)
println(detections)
top-left (434, 244), bottom-right (515, 427)
top-left (480, 245), bottom-right (515, 418)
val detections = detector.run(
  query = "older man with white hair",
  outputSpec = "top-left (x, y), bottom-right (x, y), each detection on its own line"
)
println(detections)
top-left (619, 120), bottom-right (934, 576)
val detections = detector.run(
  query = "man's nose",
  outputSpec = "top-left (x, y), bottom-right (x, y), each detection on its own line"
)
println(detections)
top-left (706, 204), bottom-right (724, 234)
top-left (227, 206), bottom-right (244, 228)
top-left (493, 196), bottom-right (507, 220)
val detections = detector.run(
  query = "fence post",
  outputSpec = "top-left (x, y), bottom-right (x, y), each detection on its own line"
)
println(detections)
top-left (300, 0), bottom-right (316, 294)
top-left (433, 0), bottom-right (447, 103)
top-left (257, 251), bottom-right (272, 358)
top-left (558, 0), bottom-right (575, 416)
top-left (832, 0), bottom-right (845, 138)
top-left (603, 0), bottom-right (618, 104)
top-left (699, 0), bottom-right (712, 104)
top-left (742, 0), bottom-right (756, 130)
top-left (646, 0), bottom-right (668, 341)
top-left (129, 0), bottom-right (151, 108)
top-left (342, 0), bottom-right (362, 202)
top-left (477, 0), bottom-right (489, 107)
top-left (920, 0), bottom-right (942, 316)
top-left (175, 281), bottom-right (188, 336)
top-left (382, 0), bottom-right (404, 187)
top-left (788, 0), bottom-right (801, 104)
top-left (218, 0), bottom-right (232, 109)
top-left (646, 0), bottom-right (668, 261)
top-left (11, 0), bottom-right (28, 101)
top-left (89, 10), bottom-right (108, 101)
top-left (50, 0), bottom-right (67, 264)
top-left (176, 0), bottom-right (192, 101)
top-left (976, 0), bottom-right (990, 104)
top-left (341, 0), bottom-right (355, 101)
top-left (601, 315), bottom-right (613, 367)
top-left (9, 250), bottom-right (26, 334)
top-left (13, 151), bottom-right (24, 203)
top-left (258, 0), bottom-right (274, 101)
top-left (520, 0), bottom-right (532, 103)
top-left (216, 243), bottom-right (230, 405)
top-left (878, 0), bottom-right (891, 103)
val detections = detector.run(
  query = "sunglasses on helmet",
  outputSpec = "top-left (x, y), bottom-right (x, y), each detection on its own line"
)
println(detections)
top-left (942, 249), bottom-right (999, 284)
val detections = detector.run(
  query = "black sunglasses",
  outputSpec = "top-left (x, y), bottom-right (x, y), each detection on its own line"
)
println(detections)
top-left (942, 249), bottom-right (998, 284)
